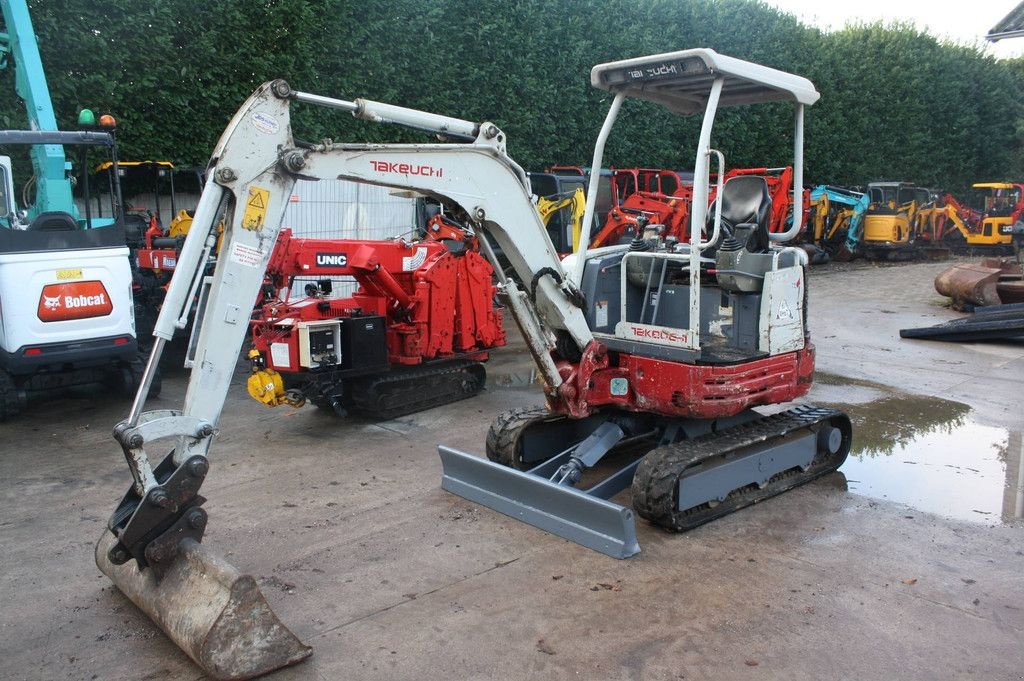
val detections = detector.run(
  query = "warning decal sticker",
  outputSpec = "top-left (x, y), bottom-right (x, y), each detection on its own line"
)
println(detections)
top-left (241, 186), bottom-right (270, 231)
top-left (230, 242), bottom-right (263, 268)
top-left (402, 246), bottom-right (428, 271)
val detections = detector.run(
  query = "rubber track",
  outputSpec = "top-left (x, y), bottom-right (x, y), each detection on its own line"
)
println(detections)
top-left (348, 360), bottom-right (486, 420)
top-left (631, 405), bottom-right (851, 532)
top-left (485, 406), bottom-right (557, 468)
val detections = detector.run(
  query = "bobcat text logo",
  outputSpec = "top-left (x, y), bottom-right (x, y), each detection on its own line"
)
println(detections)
top-left (64, 293), bottom-right (108, 308)
top-left (315, 253), bottom-right (348, 267)
top-left (37, 281), bottom-right (113, 322)
top-left (370, 160), bottom-right (444, 178)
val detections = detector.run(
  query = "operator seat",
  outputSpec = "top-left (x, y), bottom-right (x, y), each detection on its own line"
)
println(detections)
top-left (713, 176), bottom-right (780, 294)
top-left (27, 211), bottom-right (79, 232)
top-left (123, 213), bottom-right (150, 247)
top-left (715, 175), bottom-right (771, 252)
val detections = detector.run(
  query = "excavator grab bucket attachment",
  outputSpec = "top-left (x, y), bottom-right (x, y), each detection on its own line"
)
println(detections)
top-left (438, 445), bottom-right (641, 559)
top-left (96, 532), bottom-right (312, 681)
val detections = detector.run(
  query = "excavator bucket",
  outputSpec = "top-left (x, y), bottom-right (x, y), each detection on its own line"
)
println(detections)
top-left (934, 263), bottom-right (1003, 309)
top-left (438, 445), bottom-right (641, 559)
top-left (96, 532), bottom-right (311, 681)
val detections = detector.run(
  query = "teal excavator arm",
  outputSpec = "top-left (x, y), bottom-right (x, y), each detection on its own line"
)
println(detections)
top-left (809, 184), bottom-right (869, 252)
top-left (0, 0), bottom-right (77, 221)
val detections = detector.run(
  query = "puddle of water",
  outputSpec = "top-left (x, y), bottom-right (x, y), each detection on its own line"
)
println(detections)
top-left (813, 376), bottom-right (1023, 525)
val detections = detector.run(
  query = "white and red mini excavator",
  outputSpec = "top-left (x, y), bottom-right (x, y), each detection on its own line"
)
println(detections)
top-left (96, 49), bottom-right (851, 680)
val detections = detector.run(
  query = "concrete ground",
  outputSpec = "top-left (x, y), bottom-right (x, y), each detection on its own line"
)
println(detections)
top-left (1, 260), bottom-right (1022, 681)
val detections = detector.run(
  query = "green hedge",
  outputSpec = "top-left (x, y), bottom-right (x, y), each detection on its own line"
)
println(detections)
top-left (4, 0), bottom-right (1021, 195)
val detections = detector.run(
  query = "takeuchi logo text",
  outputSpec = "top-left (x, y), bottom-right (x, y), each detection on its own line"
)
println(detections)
top-left (37, 280), bottom-right (113, 322)
top-left (627, 325), bottom-right (688, 344)
top-left (370, 160), bottom-right (444, 178)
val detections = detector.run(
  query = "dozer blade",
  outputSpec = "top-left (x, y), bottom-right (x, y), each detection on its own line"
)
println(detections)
top-left (438, 445), bottom-right (640, 559)
top-left (96, 531), bottom-right (312, 681)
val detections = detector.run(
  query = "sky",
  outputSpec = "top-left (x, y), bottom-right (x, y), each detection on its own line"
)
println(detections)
top-left (761, 0), bottom-right (1024, 58)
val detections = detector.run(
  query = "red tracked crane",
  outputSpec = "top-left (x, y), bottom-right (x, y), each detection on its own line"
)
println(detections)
top-left (245, 215), bottom-right (505, 418)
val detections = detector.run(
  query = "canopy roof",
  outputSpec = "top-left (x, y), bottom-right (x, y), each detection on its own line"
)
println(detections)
top-left (0, 130), bottom-right (115, 146)
top-left (987, 1), bottom-right (1024, 42)
top-left (95, 160), bottom-right (175, 172)
top-left (591, 48), bottom-right (820, 115)
top-left (972, 182), bottom-right (1024, 189)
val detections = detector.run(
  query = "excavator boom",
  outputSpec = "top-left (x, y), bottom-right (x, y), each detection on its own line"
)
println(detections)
top-left (99, 79), bottom-right (597, 679)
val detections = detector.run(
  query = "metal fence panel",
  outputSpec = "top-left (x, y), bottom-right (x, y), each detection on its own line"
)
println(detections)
top-left (282, 180), bottom-right (419, 300)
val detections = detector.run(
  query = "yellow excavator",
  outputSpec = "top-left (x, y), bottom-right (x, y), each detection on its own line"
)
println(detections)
top-left (536, 186), bottom-right (586, 251)
top-left (806, 185), bottom-right (868, 259)
top-left (93, 161), bottom-right (200, 246)
top-left (859, 181), bottom-right (932, 259)
top-left (921, 183), bottom-right (1024, 251)
top-left (965, 182), bottom-right (1024, 249)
